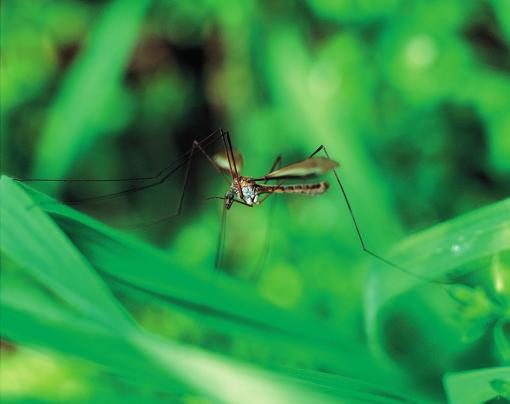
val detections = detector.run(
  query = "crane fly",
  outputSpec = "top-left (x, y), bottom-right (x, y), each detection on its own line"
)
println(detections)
top-left (213, 153), bottom-right (337, 209)
top-left (208, 134), bottom-right (338, 272)
top-left (13, 128), bottom-right (453, 284)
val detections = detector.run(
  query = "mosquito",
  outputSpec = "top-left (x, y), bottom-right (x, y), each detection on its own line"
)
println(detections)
top-left (13, 127), bottom-right (451, 284)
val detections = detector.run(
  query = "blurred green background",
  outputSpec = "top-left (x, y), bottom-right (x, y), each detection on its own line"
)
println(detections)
top-left (1, 0), bottom-right (509, 403)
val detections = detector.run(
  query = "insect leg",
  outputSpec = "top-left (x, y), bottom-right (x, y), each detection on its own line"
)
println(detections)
top-left (192, 139), bottom-right (232, 185)
top-left (205, 196), bottom-right (252, 207)
top-left (14, 128), bottom-right (225, 183)
top-left (311, 145), bottom-right (450, 285)
top-left (18, 128), bottom-right (227, 207)
top-left (121, 132), bottom-right (235, 228)
top-left (225, 130), bottom-right (241, 180)
top-left (266, 155), bottom-right (283, 181)
top-left (257, 145), bottom-right (327, 205)
top-left (213, 154), bottom-right (279, 273)
top-left (252, 155), bottom-right (283, 279)
top-left (215, 204), bottom-right (228, 270)
top-left (140, 140), bottom-right (200, 226)
top-left (222, 129), bottom-right (244, 201)
top-left (256, 155), bottom-right (285, 205)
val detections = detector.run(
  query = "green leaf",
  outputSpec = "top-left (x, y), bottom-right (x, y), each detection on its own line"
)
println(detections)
top-left (367, 197), bottom-right (510, 302)
top-left (444, 367), bottom-right (510, 404)
top-left (11, 176), bottom-right (396, 383)
top-left (0, 175), bottom-right (132, 330)
top-left (494, 318), bottom-right (510, 363)
top-left (1, 175), bottom-right (425, 402)
top-left (364, 198), bottom-right (510, 395)
top-left (32, 0), bottom-right (151, 181)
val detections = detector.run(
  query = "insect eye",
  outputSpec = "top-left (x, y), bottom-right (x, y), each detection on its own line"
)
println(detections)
top-left (225, 198), bottom-right (233, 209)
top-left (224, 192), bottom-right (234, 209)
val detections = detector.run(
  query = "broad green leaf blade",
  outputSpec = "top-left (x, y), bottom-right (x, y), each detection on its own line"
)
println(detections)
top-left (3, 290), bottom-right (399, 404)
top-left (15, 179), bottom-right (341, 340)
top-left (266, 367), bottom-right (429, 404)
top-left (134, 331), bottom-right (416, 404)
top-left (444, 367), bottom-right (510, 404)
top-left (1, 275), bottom-right (416, 403)
top-left (12, 176), bottom-right (400, 384)
top-left (1, 268), bottom-right (110, 337)
top-left (490, 0), bottom-right (510, 46)
top-left (364, 198), bottom-right (510, 396)
top-left (0, 298), bottom-right (196, 395)
top-left (367, 198), bottom-right (510, 306)
top-left (494, 317), bottom-right (510, 363)
top-left (1, 176), bottom-right (432, 402)
top-left (0, 176), bottom-right (131, 329)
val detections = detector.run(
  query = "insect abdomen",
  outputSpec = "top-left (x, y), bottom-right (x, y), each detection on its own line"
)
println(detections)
top-left (266, 182), bottom-right (329, 195)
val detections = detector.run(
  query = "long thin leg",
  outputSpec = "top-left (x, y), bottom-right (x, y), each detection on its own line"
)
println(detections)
top-left (311, 145), bottom-right (451, 286)
top-left (21, 128), bottom-right (228, 207)
top-left (210, 130), bottom-right (243, 272)
top-left (205, 196), bottom-right (252, 207)
top-left (265, 155), bottom-right (282, 181)
top-left (211, 197), bottom-right (253, 272)
top-left (120, 141), bottom-right (197, 228)
top-left (215, 204), bottom-right (228, 270)
top-left (223, 130), bottom-right (243, 200)
top-left (192, 140), bottom-right (232, 185)
top-left (252, 155), bottom-right (283, 279)
top-left (225, 130), bottom-right (241, 180)
top-left (212, 149), bottom-right (267, 273)
top-left (119, 135), bottom-right (233, 229)
top-left (61, 162), bottom-right (186, 206)
top-left (214, 155), bottom-right (282, 274)
top-left (220, 130), bottom-right (236, 180)
top-left (257, 148), bottom-right (321, 205)
top-left (15, 128), bottom-right (224, 183)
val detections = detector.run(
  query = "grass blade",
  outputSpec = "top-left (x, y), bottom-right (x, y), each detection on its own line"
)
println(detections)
top-left (0, 176), bottom-right (131, 329)
top-left (444, 366), bottom-right (510, 404)
top-left (33, 0), bottom-right (151, 181)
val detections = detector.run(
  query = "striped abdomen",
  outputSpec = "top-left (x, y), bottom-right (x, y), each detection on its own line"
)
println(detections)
top-left (259, 181), bottom-right (329, 195)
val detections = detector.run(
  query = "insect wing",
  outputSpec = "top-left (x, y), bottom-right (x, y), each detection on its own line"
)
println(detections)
top-left (264, 157), bottom-right (338, 179)
top-left (213, 149), bottom-right (244, 174)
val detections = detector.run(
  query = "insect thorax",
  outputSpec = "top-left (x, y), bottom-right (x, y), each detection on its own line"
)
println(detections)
top-left (231, 178), bottom-right (259, 205)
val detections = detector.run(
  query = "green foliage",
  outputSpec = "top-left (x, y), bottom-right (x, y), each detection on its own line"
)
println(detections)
top-left (444, 366), bottom-right (510, 404)
top-left (1, 176), bottom-right (423, 403)
top-left (33, 0), bottom-right (152, 182)
top-left (1, 175), bottom-right (508, 402)
top-left (366, 199), bottom-right (510, 396)
top-left (1, 0), bottom-right (510, 402)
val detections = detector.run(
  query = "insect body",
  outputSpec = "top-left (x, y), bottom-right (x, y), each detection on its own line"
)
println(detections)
top-left (14, 128), bottom-right (454, 283)
top-left (210, 138), bottom-right (338, 270)
top-left (225, 177), bottom-right (330, 209)
top-left (216, 151), bottom-right (338, 210)
top-left (225, 178), bottom-right (259, 208)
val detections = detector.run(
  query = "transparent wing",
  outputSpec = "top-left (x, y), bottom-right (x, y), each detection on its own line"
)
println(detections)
top-left (262, 157), bottom-right (338, 180)
top-left (213, 149), bottom-right (244, 174)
